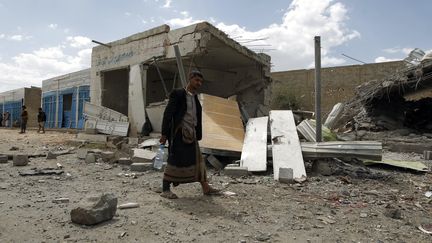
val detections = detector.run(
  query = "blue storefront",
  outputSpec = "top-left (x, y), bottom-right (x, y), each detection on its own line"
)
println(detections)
top-left (42, 85), bottom-right (90, 129)
top-left (0, 99), bottom-right (23, 127)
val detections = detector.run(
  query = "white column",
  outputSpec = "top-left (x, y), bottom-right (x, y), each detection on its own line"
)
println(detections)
top-left (75, 86), bottom-right (80, 128)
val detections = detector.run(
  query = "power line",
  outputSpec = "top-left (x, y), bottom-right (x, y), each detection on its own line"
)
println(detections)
top-left (341, 53), bottom-right (366, 64)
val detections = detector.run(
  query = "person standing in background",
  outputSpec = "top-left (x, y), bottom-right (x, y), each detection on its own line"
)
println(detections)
top-left (19, 106), bottom-right (28, 134)
top-left (37, 108), bottom-right (46, 133)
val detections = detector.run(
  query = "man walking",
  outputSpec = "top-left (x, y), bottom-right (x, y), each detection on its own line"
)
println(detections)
top-left (20, 105), bottom-right (28, 134)
top-left (160, 70), bottom-right (220, 199)
top-left (37, 108), bottom-right (46, 133)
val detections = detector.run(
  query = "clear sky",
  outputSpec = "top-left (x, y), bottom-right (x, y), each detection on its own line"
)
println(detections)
top-left (0, 0), bottom-right (431, 92)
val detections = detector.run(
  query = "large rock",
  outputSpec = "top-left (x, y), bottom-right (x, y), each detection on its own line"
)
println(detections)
top-left (70, 193), bottom-right (117, 225)
top-left (132, 149), bottom-right (156, 163)
top-left (13, 154), bottom-right (29, 166)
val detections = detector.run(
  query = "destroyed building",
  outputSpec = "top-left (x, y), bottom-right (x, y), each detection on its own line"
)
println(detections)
top-left (0, 87), bottom-right (41, 127)
top-left (90, 22), bottom-right (272, 136)
top-left (41, 69), bottom-right (91, 129)
top-left (339, 52), bottom-right (432, 133)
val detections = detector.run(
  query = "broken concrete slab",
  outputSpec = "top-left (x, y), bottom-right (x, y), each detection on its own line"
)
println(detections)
top-left (224, 166), bottom-right (249, 177)
top-left (240, 116), bottom-right (268, 172)
top-left (269, 110), bottom-right (306, 181)
top-left (296, 119), bottom-right (337, 142)
top-left (130, 162), bottom-right (153, 172)
top-left (0, 155), bottom-right (8, 163)
top-left (13, 154), bottom-right (29, 166)
top-left (76, 133), bottom-right (108, 143)
top-left (138, 138), bottom-right (160, 148)
top-left (70, 193), bottom-right (117, 226)
top-left (324, 103), bottom-right (344, 130)
top-left (118, 158), bottom-right (132, 165)
top-left (132, 149), bottom-right (156, 163)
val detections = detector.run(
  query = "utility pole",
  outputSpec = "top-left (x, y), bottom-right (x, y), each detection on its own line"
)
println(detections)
top-left (314, 36), bottom-right (322, 142)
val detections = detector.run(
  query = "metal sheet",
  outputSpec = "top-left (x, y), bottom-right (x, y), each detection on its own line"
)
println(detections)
top-left (240, 116), bottom-right (268, 172)
top-left (83, 102), bottom-right (128, 122)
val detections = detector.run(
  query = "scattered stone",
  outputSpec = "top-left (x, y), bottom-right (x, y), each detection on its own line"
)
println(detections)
top-left (64, 234), bottom-right (70, 239)
top-left (19, 168), bottom-right (64, 176)
top-left (85, 153), bottom-right (96, 163)
top-left (312, 160), bottom-right (332, 176)
top-left (101, 151), bottom-right (115, 162)
top-left (279, 168), bottom-right (294, 184)
top-left (53, 198), bottom-right (70, 203)
top-left (384, 208), bottom-right (402, 219)
top-left (360, 213), bottom-right (368, 218)
top-left (118, 157), bottom-right (132, 165)
top-left (0, 155), bottom-right (8, 163)
top-left (128, 137), bottom-right (139, 145)
top-left (255, 233), bottom-right (271, 242)
top-left (76, 149), bottom-right (88, 160)
top-left (70, 193), bottom-right (117, 226)
top-left (13, 154), bottom-right (29, 166)
top-left (46, 151), bottom-right (58, 160)
top-left (130, 162), bottom-right (153, 172)
top-left (9, 146), bottom-right (19, 151)
top-left (76, 133), bottom-right (107, 143)
top-left (224, 167), bottom-right (249, 177)
top-left (117, 202), bottom-right (140, 209)
top-left (56, 163), bottom-right (63, 169)
top-left (425, 191), bottom-right (432, 198)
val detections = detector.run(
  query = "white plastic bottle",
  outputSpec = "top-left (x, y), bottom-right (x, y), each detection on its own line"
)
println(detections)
top-left (153, 144), bottom-right (165, 170)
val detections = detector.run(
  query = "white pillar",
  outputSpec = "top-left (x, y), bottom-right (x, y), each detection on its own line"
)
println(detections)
top-left (75, 86), bottom-right (80, 129)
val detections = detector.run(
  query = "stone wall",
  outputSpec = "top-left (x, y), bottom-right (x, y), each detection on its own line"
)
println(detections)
top-left (24, 87), bottom-right (41, 128)
top-left (270, 61), bottom-right (405, 116)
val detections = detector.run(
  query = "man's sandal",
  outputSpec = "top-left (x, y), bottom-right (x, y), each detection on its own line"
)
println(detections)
top-left (160, 191), bottom-right (178, 199)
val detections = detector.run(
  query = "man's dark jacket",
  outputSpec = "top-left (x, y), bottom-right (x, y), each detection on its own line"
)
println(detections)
top-left (161, 88), bottom-right (202, 143)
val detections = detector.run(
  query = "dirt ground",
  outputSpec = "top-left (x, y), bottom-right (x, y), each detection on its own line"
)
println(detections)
top-left (1, 128), bottom-right (432, 243)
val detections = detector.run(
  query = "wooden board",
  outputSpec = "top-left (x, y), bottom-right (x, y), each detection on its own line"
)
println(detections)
top-left (199, 94), bottom-right (245, 152)
top-left (269, 110), bottom-right (305, 180)
top-left (240, 116), bottom-right (268, 172)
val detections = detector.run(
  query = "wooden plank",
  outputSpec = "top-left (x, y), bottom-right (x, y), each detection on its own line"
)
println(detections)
top-left (240, 116), bottom-right (268, 172)
top-left (269, 110), bottom-right (305, 180)
top-left (199, 93), bottom-right (245, 152)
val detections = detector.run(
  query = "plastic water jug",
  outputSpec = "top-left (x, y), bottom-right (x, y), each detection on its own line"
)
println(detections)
top-left (154, 144), bottom-right (165, 170)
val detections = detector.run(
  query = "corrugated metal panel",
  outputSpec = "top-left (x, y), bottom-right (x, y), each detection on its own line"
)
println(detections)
top-left (85, 119), bottom-right (129, 136)
top-left (84, 102), bottom-right (128, 122)
top-left (77, 86), bottom-right (90, 129)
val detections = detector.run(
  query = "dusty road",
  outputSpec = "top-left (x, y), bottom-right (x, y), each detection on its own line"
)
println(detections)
top-left (1, 129), bottom-right (432, 242)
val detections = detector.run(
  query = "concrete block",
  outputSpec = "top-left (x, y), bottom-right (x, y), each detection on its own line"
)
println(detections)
top-left (76, 133), bottom-right (108, 143)
top-left (224, 167), bottom-right (249, 177)
top-left (130, 162), bottom-right (153, 172)
top-left (132, 149), bottom-right (156, 163)
top-left (279, 168), bottom-right (294, 184)
top-left (46, 151), bottom-right (58, 160)
top-left (85, 153), bottom-right (96, 163)
top-left (76, 149), bottom-right (88, 160)
top-left (118, 157), bottom-right (132, 165)
top-left (207, 155), bottom-right (224, 170)
top-left (13, 154), bottom-right (29, 166)
top-left (0, 155), bottom-right (8, 163)
top-left (424, 151), bottom-right (432, 160)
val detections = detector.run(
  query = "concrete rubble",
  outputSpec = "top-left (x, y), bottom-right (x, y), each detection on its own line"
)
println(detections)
top-left (70, 193), bottom-right (118, 226)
